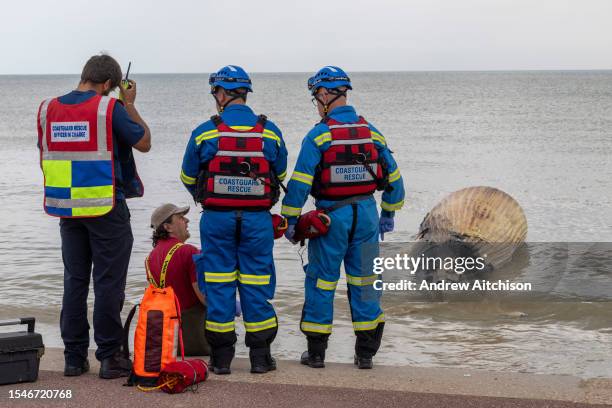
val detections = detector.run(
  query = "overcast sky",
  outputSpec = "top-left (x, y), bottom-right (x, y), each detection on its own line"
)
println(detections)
top-left (2, 0), bottom-right (611, 74)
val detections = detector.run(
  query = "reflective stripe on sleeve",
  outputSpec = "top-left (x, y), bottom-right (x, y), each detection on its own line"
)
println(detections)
top-left (290, 171), bottom-right (313, 186)
top-left (381, 199), bottom-right (404, 211)
top-left (281, 204), bottom-right (302, 217)
top-left (277, 170), bottom-right (287, 181)
top-left (262, 129), bottom-right (281, 145)
top-left (314, 132), bottom-right (332, 146)
top-left (370, 131), bottom-right (386, 145)
top-left (195, 129), bottom-right (219, 145)
top-left (388, 168), bottom-right (401, 183)
top-left (181, 170), bottom-right (197, 185)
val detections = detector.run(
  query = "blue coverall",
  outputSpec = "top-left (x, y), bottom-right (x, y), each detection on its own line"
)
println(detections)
top-left (181, 104), bottom-right (288, 364)
top-left (281, 105), bottom-right (405, 358)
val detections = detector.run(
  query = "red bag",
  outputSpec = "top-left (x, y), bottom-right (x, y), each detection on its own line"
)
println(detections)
top-left (272, 214), bottom-right (288, 239)
top-left (157, 359), bottom-right (209, 394)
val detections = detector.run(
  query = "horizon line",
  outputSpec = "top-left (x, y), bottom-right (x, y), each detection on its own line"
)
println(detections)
top-left (1, 68), bottom-right (611, 76)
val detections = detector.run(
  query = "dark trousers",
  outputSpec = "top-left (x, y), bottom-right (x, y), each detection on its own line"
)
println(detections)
top-left (181, 303), bottom-right (211, 357)
top-left (59, 200), bottom-right (133, 365)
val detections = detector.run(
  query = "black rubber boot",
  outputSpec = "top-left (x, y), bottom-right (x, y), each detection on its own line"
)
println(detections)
top-left (64, 359), bottom-right (89, 377)
top-left (210, 347), bottom-right (233, 375)
top-left (99, 352), bottom-right (132, 379)
top-left (266, 352), bottom-right (277, 371)
top-left (250, 348), bottom-right (273, 374)
top-left (300, 351), bottom-right (325, 368)
top-left (354, 355), bottom-right (373, 369)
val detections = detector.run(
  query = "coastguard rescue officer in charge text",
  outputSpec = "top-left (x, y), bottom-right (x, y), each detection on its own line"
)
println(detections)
top-left (37, 54), bottom-right (151, 379)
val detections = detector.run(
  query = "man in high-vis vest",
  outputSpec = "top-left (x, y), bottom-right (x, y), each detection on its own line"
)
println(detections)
top-left (282, 66), bottom-right (405, 369)
top-left (37, 54), bottom-right (151, 379)
top-left (181, 65), bottom-right (288, 375)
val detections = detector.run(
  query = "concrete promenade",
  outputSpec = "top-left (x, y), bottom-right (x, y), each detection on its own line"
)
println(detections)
top-left (0, 348), bottom-right (611, 407)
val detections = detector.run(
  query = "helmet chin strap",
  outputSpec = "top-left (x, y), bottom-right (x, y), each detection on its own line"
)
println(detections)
top-left (212, 87), bottom-right (247, 113)
top-left (316, 89), bottom-right (346, 114)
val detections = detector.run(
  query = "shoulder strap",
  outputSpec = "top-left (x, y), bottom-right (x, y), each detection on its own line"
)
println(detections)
top-left (159, 242), bottom-right (184, 288)
top-left (257, 114), bottom-right (268, 127)
top-left (210, 115), bottom-right (222, 127)
top-left (122, 303), bottom-right (139, 360)
top-left (144, 256), bottom-right (157, 287)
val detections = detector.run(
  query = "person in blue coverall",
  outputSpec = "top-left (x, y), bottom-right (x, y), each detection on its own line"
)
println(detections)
top-left (282, 66), bottom-right (405, 369)
top-left (181, 66), bottom-right (288, 375)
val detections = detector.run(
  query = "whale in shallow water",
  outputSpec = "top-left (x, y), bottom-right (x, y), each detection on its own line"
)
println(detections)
top-left (412, 186), bottom-right (528, 283)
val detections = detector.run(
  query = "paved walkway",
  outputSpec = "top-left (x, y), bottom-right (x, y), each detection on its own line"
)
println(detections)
top-left (0, 348), bottom-right (610, 407)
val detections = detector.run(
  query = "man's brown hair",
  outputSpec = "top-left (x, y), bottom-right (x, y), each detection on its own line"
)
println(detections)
top-left (80, 54), bottom-right (122, 89)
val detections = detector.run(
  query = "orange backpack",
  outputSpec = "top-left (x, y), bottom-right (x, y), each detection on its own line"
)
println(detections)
top-left (124, 243), bottom-right (185, 386)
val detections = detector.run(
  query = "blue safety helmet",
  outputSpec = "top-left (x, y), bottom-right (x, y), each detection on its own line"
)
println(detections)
top-left (307, 66), bottom-right (352, 95)
top-left (209, 65), bottom-right (253, 93)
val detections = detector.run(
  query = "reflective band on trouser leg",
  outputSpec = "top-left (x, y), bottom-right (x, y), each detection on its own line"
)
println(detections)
top-left (300, 321), bottom-right (333, 334)
top-left (237, 273), bottom-right (271, 285)
top-left (316, 278), bottom-right (338, 291)
top-left (244, 317), bottom-right (277, 333)
top-left (204, 270), bottom-right (238, 283)
top-left (205, 320), bottom-right (235, 333)
top-left (346, 273), bottom-right (379, 286)
top-left (352, 313), bottom-right (385, 331)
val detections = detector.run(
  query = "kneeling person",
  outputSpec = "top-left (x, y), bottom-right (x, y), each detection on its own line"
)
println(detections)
top-left (147, 203), bottom-right (210, 356)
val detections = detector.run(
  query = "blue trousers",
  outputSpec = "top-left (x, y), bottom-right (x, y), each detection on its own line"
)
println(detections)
top-left (59, 200), bottom-right (133, 365)
top-left (198, 210), bottom-right (277, 365)
top-left (301, 197), bottom-right (384, 358)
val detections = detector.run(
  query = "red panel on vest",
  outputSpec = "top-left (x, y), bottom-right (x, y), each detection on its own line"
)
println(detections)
top-left (199, 117), bottom-right (278, 210)
top-left (42, 95), bottom-right (113, 153)
top-left (314, 116), bottom-right (383, 199)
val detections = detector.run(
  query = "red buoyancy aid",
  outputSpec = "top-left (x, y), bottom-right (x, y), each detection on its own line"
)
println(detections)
top-left (312, 116), bottom-right (386, 200)
top-left (198, 115), bottom-right (279, 210)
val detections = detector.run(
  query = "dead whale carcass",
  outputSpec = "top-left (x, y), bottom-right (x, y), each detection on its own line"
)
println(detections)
top-left (412, 186), bottom-right (527, 282)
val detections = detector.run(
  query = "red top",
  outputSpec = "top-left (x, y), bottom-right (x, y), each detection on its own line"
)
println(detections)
top-left (146, 238), bottom-right (201, 310)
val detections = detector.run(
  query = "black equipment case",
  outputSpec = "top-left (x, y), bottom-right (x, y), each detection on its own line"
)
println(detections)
top-left (0, 317), bottom-right (45, 385)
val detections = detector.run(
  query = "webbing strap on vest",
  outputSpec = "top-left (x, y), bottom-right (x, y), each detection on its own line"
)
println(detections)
top-left (145, 242), bottom-right (184, 288)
